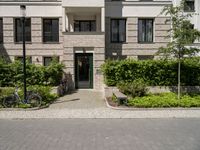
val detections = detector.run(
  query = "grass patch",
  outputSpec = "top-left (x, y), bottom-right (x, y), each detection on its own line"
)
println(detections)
top-left (128, 93), bottom-right (200, 108)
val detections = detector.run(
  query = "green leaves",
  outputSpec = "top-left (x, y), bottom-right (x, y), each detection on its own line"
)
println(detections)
top-left (117, 79), bottom-right (147, 98)
top-left (157, 0), bottom-right (200, 59)
top-left (0, 57), bottom-right (64, 87)
top-left (101, 58), bottom-right (200, 86)
top-left (127, 93), bottom-right (200, 108)
top-left (27, 85), bottom-right (58, 104)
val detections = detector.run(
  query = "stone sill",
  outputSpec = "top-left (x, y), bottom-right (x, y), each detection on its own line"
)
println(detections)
top-left (62, 32), bottom-right (105, 35)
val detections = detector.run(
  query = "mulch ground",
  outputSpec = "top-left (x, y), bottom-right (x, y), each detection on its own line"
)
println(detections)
top-left (106, 97), bottom-right (129, 108)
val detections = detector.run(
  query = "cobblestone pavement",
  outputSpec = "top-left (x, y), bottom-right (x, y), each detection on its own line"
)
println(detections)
top-left (0, 119), bottom-right (200, 150)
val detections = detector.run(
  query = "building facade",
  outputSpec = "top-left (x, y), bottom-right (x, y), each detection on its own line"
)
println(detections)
top-left (0, 0), bottom-right (199, 91)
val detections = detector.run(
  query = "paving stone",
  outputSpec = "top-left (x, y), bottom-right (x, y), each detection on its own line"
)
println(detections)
top-left (0, 119), bottom-right (200, 150)
top-left (0, 90), bottom-right (200, 119)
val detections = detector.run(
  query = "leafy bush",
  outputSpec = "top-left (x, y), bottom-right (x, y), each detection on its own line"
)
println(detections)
top-left (128, 93), bottom-right (200, 108)
top-left (27, 85), bottom-right (58, 104)
top-left (0, 87), bottom-right (15, 107)
top-left (0, 57), bottom-right (64, 87)
top-left (43, 61), bottom-right (64, 86)
top-left (117, 79), bottom-right (147, 98)
top-left (0, 86), bottom-right (58, 108)
top-left (101, 58), bottom-right (200, 86)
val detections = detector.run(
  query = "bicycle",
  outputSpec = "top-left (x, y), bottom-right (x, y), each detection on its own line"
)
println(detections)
top-left (3, 87), bottom-right (42, 108)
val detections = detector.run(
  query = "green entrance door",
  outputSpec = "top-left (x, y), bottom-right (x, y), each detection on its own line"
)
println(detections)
top-left (75, 53), bottom-right (93, 89)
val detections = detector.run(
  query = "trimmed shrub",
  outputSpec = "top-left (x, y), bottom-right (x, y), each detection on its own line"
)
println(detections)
top-left (117, 79), bottom-right (147, 98)
top-left (101, 58), bottom-right (200, 86)
top-left (0, 58), bottom-right (64, 87)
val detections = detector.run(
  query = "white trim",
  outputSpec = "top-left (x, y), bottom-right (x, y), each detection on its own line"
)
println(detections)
top-left (0, 2), bottom-right (61, 6)
top-left (75, 50), bottom-right (94, 53)
top-left (105, 1), bottom-right (172, 6)
top-left (74, 47), bottom-right (94, 53)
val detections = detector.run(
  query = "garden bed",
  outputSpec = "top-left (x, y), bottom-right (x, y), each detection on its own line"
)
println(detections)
top-left (107, 93), bottom-right (200, 108)
top-left (0, 86), bottom-right (59, 109)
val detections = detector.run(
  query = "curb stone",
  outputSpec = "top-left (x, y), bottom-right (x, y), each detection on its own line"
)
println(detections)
top-left (104, 97), bottom-right (200, 111)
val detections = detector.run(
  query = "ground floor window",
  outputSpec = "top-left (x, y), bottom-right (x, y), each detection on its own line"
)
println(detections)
top-left (138, 55), bottom-right (154, 60)
top-left (184, 0), bottom-right (195, 12)
top-left (15, 56), bottom-right (32, 63)
top-left (43, 56), bottom-right (59, 66)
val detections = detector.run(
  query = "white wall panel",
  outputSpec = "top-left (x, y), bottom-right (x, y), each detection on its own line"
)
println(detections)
top-left (62, 0), bottom-right (104, 7)
top-left (106, 5), bottom-right (167, 17)
top-left (0, 5), bottom-right (62, 17)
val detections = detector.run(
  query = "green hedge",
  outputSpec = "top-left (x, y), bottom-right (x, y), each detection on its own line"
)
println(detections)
top-left (0, 58), bottom-right (64, 87)
top-left (101, 58), bottom-right (200, 86)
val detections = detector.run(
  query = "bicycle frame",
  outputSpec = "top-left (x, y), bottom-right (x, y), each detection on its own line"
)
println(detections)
top-left (3, 87), bottom-right (42, 108)
top-left (13, 87), bottom-right (22, 103)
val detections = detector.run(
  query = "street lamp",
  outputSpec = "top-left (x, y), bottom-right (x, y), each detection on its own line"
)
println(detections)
top-left (20, 5), bottom-right (27, 103)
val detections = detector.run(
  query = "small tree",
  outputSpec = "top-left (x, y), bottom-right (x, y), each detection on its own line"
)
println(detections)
top-left (158, 0), bottom-right (200, 99)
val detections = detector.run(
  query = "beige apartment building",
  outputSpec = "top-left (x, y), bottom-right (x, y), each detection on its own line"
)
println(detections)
top-left (0, 0), bottom-right (199, 90)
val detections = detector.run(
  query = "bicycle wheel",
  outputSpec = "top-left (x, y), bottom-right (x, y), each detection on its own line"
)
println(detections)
top-left (27, 94), bottom-right (42, 107)
top-left (3, 95), bottom-right (16, 108)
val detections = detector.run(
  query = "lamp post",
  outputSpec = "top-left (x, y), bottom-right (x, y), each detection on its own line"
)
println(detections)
top-left (20, 5), bottom-right (27, 103)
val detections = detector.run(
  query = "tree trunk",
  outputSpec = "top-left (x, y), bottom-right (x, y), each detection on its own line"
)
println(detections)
top-left (178, 59), bottom-right (181, 99)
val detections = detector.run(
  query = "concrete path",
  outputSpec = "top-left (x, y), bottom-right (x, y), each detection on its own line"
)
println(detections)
top-left (0, 119), bottom-right (200, 150)
top-left (0, 90), bottom-right (200, 119)
top-left (49, 90), bottom-right (106, 109)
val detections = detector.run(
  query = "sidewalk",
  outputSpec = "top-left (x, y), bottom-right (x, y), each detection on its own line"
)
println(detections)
top-left (1, 107), bottom-right (200, 119)
top-left (0, 90), bottom-right (200, 119)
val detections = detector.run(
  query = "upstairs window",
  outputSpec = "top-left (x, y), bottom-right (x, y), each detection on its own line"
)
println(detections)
top-left (0, 18), bottom-right (3, 43)
top-left (43, 19), bottom-right (59, 43)
top-left (15, 18), bottom-right (31, 43)
top-left (184, 0), bottom-right (195, 12)
top-left (74, 21), bottom-right (96, 32)
top-left (111, 19), bottom-right (126, 43)
top-left (138, 19), bottom-right (154, 43)
top-left (138, 55), bottom-right (154, 60)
